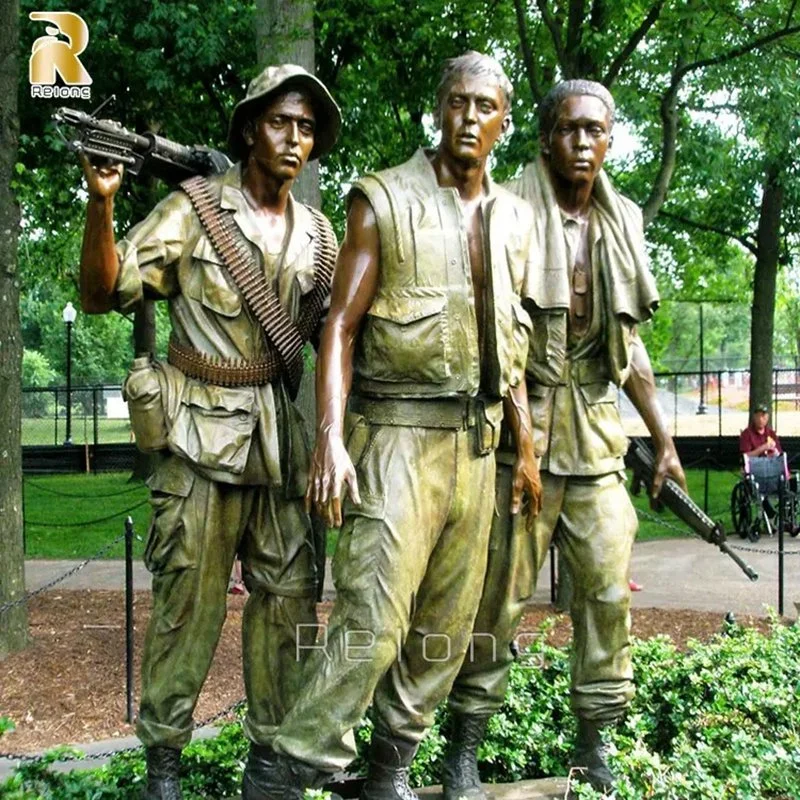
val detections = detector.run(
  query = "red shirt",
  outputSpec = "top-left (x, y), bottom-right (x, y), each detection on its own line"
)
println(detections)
top-left (739, 424), bottom-right (781, 456)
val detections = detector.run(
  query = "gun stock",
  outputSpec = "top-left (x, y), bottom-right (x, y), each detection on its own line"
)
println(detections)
top-left (628, 438), bottom-right (758, 582)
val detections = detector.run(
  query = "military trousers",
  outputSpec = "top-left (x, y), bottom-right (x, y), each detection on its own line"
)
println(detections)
top-left (271, 422), bottom-right (496, 772)
top-left (136, 454), bottom-right (317, 751)
top-left (449, 467), bottom-right (637, 725)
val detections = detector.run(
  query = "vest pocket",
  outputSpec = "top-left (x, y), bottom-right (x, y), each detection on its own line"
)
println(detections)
top-left (356, 290), bottom-right (450, 384)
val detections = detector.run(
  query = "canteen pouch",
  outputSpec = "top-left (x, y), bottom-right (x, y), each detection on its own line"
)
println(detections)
top-left (123, 356), bottom-right (169, 452)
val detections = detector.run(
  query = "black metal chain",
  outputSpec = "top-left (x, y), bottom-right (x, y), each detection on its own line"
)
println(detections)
top-left (0, 531), bottom-right (128, 616)
top-left (0, 699), bottom-right (246, 763)
top-left (23, 477), bottom-right (146, 499)
top-left (636, 507), bottom-right (800, 555)
top-left (24, 499), bottom-right (149, 529)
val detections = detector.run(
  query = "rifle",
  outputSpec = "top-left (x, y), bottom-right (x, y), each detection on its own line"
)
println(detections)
top-left (53, 102), bottom-right (231, 185)
top-left (628, 438), bottom-right (758, 582)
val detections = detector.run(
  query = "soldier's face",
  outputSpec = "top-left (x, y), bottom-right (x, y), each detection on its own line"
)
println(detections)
top-left (439, 76), bottom-right (509, 163)
top-left (543, 94), bottom-right (611, 186)
top-left (247, 91), bottom-right (316, 180)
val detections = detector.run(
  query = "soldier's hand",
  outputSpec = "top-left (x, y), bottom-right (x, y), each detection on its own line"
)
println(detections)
top-left (651, 441), bottom-right (686, 505)
top-left (79, 152), bottom-right (124, 199)
top-left (511, 450), bottom-right (543, 531)
top-left (306, 434), bottom-right (361, 528)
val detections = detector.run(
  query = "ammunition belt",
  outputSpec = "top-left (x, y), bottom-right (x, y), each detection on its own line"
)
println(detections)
top-left (180, 176), bottom-right (336, 398)
top-left (168, 337), bottom-right (280, 387)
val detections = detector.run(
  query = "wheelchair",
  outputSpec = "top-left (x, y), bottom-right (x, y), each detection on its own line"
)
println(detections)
top-left (730, 453), bottom-right (799, 542)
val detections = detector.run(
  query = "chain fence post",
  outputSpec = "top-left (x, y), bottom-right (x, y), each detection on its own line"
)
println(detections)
top-left (124, 516), bottom-right (135, 724)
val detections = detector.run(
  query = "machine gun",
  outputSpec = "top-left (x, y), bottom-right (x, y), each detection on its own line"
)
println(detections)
top-left (628, 438), bottom-right (758, 581)
top-left (53, 101), bottom-right (231, 185)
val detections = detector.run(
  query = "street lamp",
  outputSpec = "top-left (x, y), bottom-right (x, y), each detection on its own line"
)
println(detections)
top-left (62, 301), bottom-right (77, 444)
top-left (696, 302), bottom-right (708, 415)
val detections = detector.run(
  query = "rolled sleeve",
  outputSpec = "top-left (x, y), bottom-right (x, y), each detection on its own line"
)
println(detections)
top-left (114, 190), bottom-right (195, 311)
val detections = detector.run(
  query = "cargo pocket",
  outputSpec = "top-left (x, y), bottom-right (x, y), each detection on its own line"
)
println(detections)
top-left (528, 382), bottom-right (555, 458)
top-left (527, 309), bottom-right (567, 386)
top-left (578, 381), bottom-right (628, 457)
top-left (144, 459), bottom-right (196, 575)
top-left (167, 383), bottom-right (257, 474)
top-left (356, 290), bottom-right (450, 384)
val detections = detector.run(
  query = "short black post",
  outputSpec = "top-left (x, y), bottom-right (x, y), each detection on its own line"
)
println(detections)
top-left (704, 448), bottom-right (710, 514)
top-left (549, 541), bottom-right (557, 605)
top-left (124, 516), bottom-right (135, 723)
top-left (92, 387), bottom-right (99, 449)
top-left (778, 476), bottom-right (785, 617)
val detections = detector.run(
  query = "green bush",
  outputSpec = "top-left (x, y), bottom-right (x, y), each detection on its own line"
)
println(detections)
top-left (2, 618), bottom-right (799, 799)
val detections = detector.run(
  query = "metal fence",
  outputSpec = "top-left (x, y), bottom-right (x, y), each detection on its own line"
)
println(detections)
top-left (22, 366), bottom-right (800, 448)
top-left (22, 385), bottom-right (132, 447)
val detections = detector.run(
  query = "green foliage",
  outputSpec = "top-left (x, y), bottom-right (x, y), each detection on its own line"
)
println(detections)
top-left (3, 622), bottom-right (799, 797)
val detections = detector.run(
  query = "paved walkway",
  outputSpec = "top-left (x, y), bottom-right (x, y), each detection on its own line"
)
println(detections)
top-left (24, 535), bottom-right (800, 617)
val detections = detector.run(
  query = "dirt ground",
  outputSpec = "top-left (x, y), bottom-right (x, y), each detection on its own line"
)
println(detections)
top-left (0, 590), bottom-right (776, 754)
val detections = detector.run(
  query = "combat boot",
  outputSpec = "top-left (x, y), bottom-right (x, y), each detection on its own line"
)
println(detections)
top-left (242, 743), bottom-right (339, 800)
top-left (569, 718), bottom-right (616, 795)
top-left (360, 731), bottom-right (420, 800)
top-left (143, 746), bottom-right (182, 800)
top-left (440, 712), bottom-right (490, 800)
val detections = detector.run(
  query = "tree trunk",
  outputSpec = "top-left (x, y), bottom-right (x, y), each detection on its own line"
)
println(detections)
top-left (0, 0), bottom-right (28, 658)
top-left (255, 0), bottom-right (320, 208)
top-left (749, 161), bottom-right (784, 413)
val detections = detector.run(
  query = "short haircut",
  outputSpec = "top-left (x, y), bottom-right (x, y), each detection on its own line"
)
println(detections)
top-left (539, 79), bottom-right (615, 135)
top-left (434, 51), bottom-right (513, 127)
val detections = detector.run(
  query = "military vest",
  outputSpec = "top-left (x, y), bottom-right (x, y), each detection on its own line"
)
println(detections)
top-left (351, 148), bottom-right (532, 400)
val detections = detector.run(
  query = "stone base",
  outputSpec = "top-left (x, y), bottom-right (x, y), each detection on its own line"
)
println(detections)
top-left (416, 778), bottom-right (569, 799)
top-left (228, 776), bottom-right (570, 799)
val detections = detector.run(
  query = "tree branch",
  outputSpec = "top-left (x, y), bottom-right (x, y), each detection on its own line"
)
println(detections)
top-left (565, 0), bottom-right (586, 69)
top-left (536, 0), bottom-right (568, 69)
top-left (200, 77), bottom-right (228, 134)
top-left (658, 209), bottom-right (758, 255)
top-left (603, 0), bottom-right (665, 86)
top-left (673, 24), bottom-right (800, 86)
top-left (513, 0), bottom-right (543, 102)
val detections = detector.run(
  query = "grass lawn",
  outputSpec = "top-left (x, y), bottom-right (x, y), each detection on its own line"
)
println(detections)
top-left (22, 417), bottom-right (132, 446)
top-left (23, 472), bottom-right (149, 559)
top-left (23, 468), bottom-right (741, 560)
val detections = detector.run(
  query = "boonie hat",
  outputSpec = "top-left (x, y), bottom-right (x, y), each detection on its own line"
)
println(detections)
top-left (754, 404), bottom-right (770, 414)
top-left (227, 64), bottom-right (341, 162)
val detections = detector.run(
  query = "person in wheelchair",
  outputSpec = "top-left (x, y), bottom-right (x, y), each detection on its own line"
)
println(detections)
top-left (733, 404), bottom-right (798, 539)
top-left (739, 404), bottom-right (781, 458)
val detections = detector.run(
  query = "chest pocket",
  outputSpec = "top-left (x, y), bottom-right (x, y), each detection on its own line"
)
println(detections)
top-left (355, 290), bottom-right (450, 384)
top-left (183, 238), bottom-right (242, 318)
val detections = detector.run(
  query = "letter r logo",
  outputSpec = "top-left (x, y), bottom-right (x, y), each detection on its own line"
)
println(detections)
top-left (29, 12), bottom-right (92, 86)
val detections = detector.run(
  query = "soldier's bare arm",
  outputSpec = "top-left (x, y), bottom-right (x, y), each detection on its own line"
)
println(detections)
top-left (307, 193), bottom-right (380, 527)
top-left (78, 153), bottom-right (123, 314)
top-left (504, 381), bottom-right (542, 521)
top-left (623, 331), bottom-right (687, 497)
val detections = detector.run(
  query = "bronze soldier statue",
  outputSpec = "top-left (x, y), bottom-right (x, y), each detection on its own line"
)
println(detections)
top-left (77, 65), bottom-right (340, 800)
top-left (445, 79), bottom-right (687, 798)
top-left (242, 51), bottom-right (542, 800)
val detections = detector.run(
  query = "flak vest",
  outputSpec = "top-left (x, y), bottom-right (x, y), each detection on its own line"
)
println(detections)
top-left (351, 148), bottom-right (532, 401)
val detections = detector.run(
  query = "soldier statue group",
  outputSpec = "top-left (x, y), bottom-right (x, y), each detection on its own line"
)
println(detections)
top-left (78, 50), bottom-right (686, 800)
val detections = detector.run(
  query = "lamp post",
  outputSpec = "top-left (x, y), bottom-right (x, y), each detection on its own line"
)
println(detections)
top-left (696, 302), bottom-right (708, 415)
top-left (63, 301), bottom-right (77, 444)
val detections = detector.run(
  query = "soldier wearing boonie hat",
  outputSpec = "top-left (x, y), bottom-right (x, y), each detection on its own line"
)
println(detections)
top-left (76, 63), bottom-right (340, 800)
